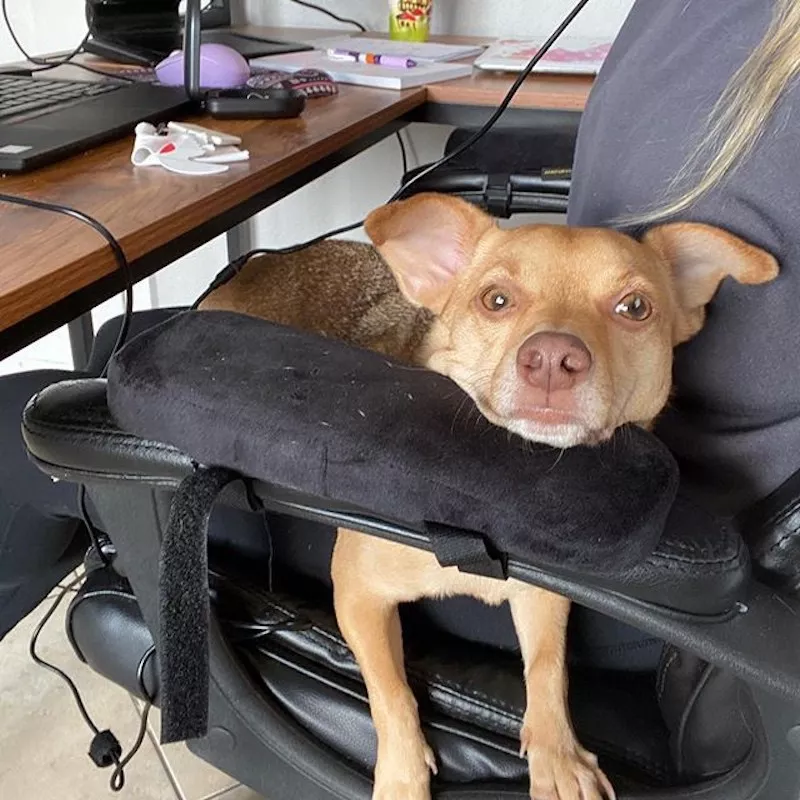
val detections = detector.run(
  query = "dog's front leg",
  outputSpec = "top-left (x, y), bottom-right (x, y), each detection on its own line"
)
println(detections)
top-left (333, 534), bottom-right (436, 800)
top-left (508, 584), bottom-right (615, 800)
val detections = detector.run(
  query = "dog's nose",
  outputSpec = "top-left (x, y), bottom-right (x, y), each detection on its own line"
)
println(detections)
top-left (517, 332), bottom-right (592, 391)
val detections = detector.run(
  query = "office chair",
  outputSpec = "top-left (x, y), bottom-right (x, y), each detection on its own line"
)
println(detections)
top-left (14, 131), bottom-right (800, 800)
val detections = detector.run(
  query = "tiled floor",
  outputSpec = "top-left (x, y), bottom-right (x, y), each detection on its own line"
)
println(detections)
top-left (0, 579), bottom-right (264, 800)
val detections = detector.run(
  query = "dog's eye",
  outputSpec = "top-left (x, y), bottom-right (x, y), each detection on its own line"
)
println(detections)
top-left (480, 287), bottom-right (513, 312)
top-left (614, 293), bottom-right (652, 322)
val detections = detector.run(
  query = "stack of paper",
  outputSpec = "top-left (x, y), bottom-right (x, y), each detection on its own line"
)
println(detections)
top-left (251, 50), bottom-right (474, 91)
top-left (316, 36), bottom-right (485, 63)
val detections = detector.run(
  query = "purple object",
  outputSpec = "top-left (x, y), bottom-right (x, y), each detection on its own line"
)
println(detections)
top-left (155, 43), bottom-right (251, 89)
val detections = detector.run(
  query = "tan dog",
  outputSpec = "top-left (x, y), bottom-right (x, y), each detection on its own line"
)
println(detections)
top-left (202, 194), bottom-right (778, 800)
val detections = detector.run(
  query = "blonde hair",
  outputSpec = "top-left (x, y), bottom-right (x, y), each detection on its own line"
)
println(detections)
top-left (627, 0), bottom-right (800, 225)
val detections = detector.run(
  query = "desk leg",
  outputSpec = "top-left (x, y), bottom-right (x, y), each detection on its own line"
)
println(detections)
top-left (226, 219), bottom-right (256, 262)
top-left (68, 313), bottom-right (94, 370)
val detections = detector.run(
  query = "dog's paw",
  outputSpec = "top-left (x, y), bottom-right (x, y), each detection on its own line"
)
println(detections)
top-left (521, 730), bottom-right (615, 800)
top-left (373, 740), bottom-right (437, 800)
top-left (373, 778), bottom-right (430, 800)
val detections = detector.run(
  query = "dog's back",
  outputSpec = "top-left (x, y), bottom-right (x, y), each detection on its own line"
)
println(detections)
top-left (200, 240), bottom-right (432, 365)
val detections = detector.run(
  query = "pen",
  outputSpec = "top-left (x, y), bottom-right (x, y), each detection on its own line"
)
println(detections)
top-left (326, 48), bottom-right (417, 69)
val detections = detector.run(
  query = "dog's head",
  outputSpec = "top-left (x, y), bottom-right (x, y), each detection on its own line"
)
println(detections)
top-left (365, 194), bottom-right (778, 447)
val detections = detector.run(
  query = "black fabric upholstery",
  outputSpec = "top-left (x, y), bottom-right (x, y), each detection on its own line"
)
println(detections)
top-left (107, 310), bottom-right (679, 578)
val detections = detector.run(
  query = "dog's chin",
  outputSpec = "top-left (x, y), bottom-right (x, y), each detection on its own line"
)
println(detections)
top-left (505, 417), bottom-right (609, 448)
top-left (476, 401), bottom-right (612, 449)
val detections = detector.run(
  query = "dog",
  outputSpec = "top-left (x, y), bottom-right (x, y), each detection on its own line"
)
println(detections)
top-left (202, 193), bottom-right (778, 800)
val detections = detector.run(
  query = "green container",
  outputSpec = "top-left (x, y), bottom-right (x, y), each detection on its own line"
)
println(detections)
top-left (389, 0), bottom-right (433, 42)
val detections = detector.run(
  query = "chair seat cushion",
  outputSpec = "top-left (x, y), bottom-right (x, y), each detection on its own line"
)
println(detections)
top-left (105, 310), bottom-right (679, 578)
top-left (215, 572), bottom-right (676, 790)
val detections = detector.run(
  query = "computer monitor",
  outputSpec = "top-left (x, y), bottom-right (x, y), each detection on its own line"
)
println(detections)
top-left (84, 0), bottom-right (312, 67)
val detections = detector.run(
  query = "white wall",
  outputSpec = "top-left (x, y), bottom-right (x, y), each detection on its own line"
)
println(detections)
top-left (0, 0), bottom-right (634, 373)
top-left (0, 0), bottom-right (86, 63)
top-left (240, 0), bottom-right (633, 40)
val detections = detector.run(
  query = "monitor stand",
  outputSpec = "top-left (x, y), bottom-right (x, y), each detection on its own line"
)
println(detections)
top-left (84, 29), bottom-right (311, 68)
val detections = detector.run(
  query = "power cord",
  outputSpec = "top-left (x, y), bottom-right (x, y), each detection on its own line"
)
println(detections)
top-left (192, 0), bottom-right (592, 306)
top-left (0, 194), bottom-right (133, 375)
top-left (285, 0), bottom-right (367, 32)
top-left (29, 572), bottom-right (154, 792)
top-left (78, 484), bottom-right (115, 567)
top-left (0, 0), bottom-right (136, 82)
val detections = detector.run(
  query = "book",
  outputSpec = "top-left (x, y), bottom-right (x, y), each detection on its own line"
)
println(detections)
top-left (250, 50), bottom-right (473, 91)
top-left (474, 36), bottom-right (612, 75)
top-left (313, 36), bottom-right (485, 63)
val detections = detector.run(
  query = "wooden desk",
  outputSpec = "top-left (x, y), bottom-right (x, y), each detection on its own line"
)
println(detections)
top-left (0, 85), bottom-right (425, 354)
top-left (0, 27), bottom-right (593, 358)
top-left (234, 26), bottom-right (594, 113)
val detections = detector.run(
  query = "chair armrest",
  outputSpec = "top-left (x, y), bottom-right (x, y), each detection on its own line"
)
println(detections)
top-left (509, 559), bottom-right (800, 704)
top-left (25, 377), bottom-right (794, 704)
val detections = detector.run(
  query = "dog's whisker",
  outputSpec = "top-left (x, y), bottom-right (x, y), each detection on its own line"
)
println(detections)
top-left (450, 395), bottom-right (471, 434)
top-left (552, 447), bottom-right (567, 471)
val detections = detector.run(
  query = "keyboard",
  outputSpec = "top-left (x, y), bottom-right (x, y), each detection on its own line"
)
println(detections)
top-left (0, 75), bottom-right (125, 122)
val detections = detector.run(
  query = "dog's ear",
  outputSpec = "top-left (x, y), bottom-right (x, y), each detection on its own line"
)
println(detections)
top-left (365, 193), bottom-right (496, 313)
top-left (643, 222), bottom-right (779, 343)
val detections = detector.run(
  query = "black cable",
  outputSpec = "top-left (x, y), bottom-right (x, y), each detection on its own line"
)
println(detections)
top-left (7, 33), bottom-right (91, 74)
top-left (192, 0), bottom-right (591, 305)
top-left (0, 194), bottom-right (133, 375)
top-left (386, 0), bottom-right (592, 203)
top-left (285, 0), bottom-right (367, 31)
top-left (0, 0), bottom-right (89, 70)
top-left (396, 130), bottom-right (409, 178)
top-left (78, 485), bottom-right (113, 567)
top-left (109, 702), bottom-right (152, 791)
top-left (29, 574), bottom-right (153, 792)
top-left (0, 0), bottom-right (136, 82)
top-left (29, 574), bottom-right (101, 735)
top-left (191, 219), bottom-right (364, 309)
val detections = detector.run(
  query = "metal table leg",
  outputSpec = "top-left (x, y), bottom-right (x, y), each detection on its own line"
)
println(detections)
top-left (226, 219), bottom-right (256, 262)
top-left (68, 312), bottom-right (94, 370)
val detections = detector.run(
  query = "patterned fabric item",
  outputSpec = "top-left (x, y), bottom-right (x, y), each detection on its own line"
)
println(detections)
top-left (248, 68), bottom-right (338, 98)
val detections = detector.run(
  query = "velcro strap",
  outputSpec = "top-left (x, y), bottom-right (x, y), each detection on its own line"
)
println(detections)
top-left (426, 520), bottom-right (507, 580)
top-left (159, 466), bottom-right (240, 744)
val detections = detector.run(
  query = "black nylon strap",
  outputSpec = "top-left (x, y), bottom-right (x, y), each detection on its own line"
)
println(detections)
top-left (158, 466), bottom-right (240, 744)
top-left (426, 520), bottom-right (508, 580)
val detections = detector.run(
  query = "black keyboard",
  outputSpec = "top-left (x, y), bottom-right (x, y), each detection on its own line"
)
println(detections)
top-left (0, 75), bottom-right (124, 122)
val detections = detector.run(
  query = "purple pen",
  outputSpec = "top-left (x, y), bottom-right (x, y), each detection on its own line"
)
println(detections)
top-left (327, 48), bottom-right (417, 69)
top-left (370, 54), bottom-right (417, 69)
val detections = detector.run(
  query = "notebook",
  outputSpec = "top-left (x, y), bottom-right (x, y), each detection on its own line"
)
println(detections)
top-left (251, 50), bottom-right (473, 91)
top-left (315, 36), bottom-right (485, 63)
top-left (474, 36), bottom-right (612, 75)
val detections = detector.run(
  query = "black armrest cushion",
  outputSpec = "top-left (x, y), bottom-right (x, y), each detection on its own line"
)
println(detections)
top-left (106, 310), bottom-right (679, 578)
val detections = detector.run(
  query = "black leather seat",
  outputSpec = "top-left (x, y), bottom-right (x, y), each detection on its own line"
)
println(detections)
top-left (21, 376), bottom-right (800, 800)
